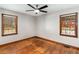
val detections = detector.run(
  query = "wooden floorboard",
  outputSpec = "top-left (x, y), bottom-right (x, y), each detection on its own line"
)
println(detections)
top-left (0, 37), bottom-right (79, 54)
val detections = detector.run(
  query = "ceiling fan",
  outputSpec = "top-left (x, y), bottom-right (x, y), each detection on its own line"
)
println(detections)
top-left (26, 4), bottom-right (48, 14)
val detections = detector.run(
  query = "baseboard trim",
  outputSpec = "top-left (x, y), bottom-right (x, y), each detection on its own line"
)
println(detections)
top-left (0, 36), bottom-right (79, 50)
top-left (35, 36), bottom-right (79, 50)
top-left (0, 36), bottom-right (35, 47)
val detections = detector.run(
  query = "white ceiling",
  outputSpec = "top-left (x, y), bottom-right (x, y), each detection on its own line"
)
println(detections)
top-left (0, 4), bottom-right (79, 16)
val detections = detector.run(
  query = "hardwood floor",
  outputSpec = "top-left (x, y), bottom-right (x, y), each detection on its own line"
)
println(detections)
top-left (0, 37), bottom-right (79, 54)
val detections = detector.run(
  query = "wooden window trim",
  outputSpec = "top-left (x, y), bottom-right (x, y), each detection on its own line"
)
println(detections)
top-left (2, 14), bottom-right (18, 36)
top-left (60, 12), bottom-right (78, 38)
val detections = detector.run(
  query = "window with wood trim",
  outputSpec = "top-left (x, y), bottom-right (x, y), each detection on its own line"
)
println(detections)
top-left (60, 12), bottom-right (78, 38)
top-left (2, 14), bottom-right (18, 36)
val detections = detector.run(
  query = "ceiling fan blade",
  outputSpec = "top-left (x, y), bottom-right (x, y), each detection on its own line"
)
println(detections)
top-left (26, 10), bottom-right (34, 11)
top-left (40, 10), bottom-right (47, 13)
top-left (27, 4), bottom-right (35, 9)
top-left (39, 5), bottom-right (48, 10)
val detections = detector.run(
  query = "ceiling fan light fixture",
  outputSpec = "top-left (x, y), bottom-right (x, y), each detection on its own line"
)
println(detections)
top-left (34, 10), bottom-right (40, 14)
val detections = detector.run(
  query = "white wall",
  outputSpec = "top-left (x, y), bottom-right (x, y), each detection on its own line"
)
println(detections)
top-left (37, 7), bottom-right (79, 47)
top-left (0, 9), bottom-right (35, 45)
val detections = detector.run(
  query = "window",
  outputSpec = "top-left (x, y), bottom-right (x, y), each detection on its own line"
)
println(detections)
top-left (2, 14), bottom-right (18, 36)
top-left (60, 12), bottom-right (78, 38)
